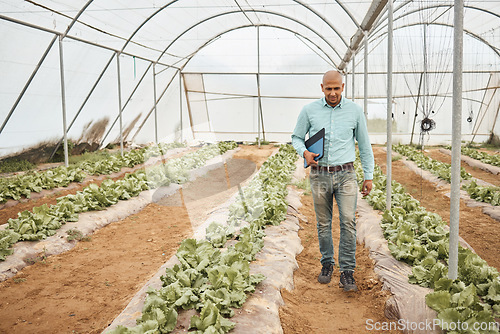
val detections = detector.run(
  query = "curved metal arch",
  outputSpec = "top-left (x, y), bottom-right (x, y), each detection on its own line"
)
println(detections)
top-left (155, 10), bottom-right (343, 65)
top-left (107, 24), bottom-right (338, 144)
top-left (370, 3), bottom-right (500, 54)
top-left (96, 0), bottom-right (351, 54)
top-left (293, 0), bottom-right (354, 44)
top-left (369, 20), bottom-right (500, 60)
top-left (332, 0), bottom-right (360, 28)
top-left (62, 0), bottom-right (94, 38)
top-left (178, 24), bottom-right (338, 70)
top-left (391, 3), bottom-right (500, 25)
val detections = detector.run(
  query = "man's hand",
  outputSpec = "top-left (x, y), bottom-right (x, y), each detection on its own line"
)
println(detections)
top-left (304, 150), bottom-right (319, 166)
top-left (361, 180), bottom-right (373, 197)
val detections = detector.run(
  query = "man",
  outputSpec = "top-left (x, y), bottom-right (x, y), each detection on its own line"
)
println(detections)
top-left (291, 70), bottom-right (374, 291)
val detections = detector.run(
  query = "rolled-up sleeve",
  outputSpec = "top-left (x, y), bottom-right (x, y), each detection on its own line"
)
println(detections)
top-left (355, 110), bottom-right (374, 180)
top-left (291, 107), bottom-right (310, 158)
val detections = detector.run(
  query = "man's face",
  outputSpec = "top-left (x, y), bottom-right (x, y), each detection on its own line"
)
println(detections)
top-left (321, 76), bottom-right (344, 108)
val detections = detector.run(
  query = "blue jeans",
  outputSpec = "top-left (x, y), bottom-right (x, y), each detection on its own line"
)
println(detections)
top-left (309, 168), bottom-right (358, 272)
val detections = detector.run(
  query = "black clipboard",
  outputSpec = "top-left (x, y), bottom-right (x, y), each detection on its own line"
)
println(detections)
top-left (304, 128), bottom-right (325, 168)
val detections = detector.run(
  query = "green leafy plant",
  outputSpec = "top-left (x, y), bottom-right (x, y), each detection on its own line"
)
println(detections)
top-left (459, 146), bottom-right (500, 167)
top-left (66, 228), bottom-right (91, 242)
top-left (0, 159), bottom-right (35, 173)
top-left (354, 157), bottom-right (500, 334)
top-left (106, 144), bottom-right (298, 334)
top-left (394, 144), bottom-right (471, 182)
top-left (0, 142), bottom-right (240, 261)
top-left (462, 180), bottom-right (500, 206)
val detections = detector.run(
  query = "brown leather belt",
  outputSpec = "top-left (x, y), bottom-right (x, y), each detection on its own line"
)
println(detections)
top-left (311, 162), bottom-right (354, 172)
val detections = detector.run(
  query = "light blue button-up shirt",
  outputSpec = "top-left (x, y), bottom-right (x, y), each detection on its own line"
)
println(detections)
top-left (291, 96), bottom-right (374, 180)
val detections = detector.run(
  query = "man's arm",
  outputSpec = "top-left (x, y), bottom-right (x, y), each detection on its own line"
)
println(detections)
top-left (291, 107), bottom-right (312, 161)
top-left (355, 109), bottom-right (374, 195)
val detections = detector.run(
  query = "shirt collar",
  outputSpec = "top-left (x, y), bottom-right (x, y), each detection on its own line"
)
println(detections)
top-left (322, 96), bottom-right (344, 109)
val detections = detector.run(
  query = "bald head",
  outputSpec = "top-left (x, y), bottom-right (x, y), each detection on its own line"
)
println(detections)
top-left (321, 70), bottom-right (344, 107)
top-left (322, 70), bottom-right (343, 85)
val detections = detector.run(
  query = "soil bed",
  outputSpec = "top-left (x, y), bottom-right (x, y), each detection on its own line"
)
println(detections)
top-left (424, 148), bottom-right (500, 187)
top-left (0, 147), bottom-right (195, 225)
top-left (0, 145), bottom-right (405, 334)
top-left (374, 146), bottom-right (500, 272)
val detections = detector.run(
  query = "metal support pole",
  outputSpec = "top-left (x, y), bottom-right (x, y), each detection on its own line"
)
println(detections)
top-left (179, 70), bottom-right (183, 142)
top-left (345, 72), bottom-right (349, 99)
top-left (257, 26), bottom-right (262, 147)
top-left (363, 31), bottom-right (369, 119)
top-left (153, 63), bottom-right (158, 144)
top-left (51, 53), bottom-right (116, 160)
top-left (58, 35), bottom-right (69, 167)
top-left (449, 0), bottom-right (464, 280)
top-left (99, 62), bottom-right (153, 149)
top-left (410, 73), bottom-right (424, 145)
top-left (351, 54), bottom-right (356, 102)
top-left (182, 73), bottom-right (196, 140)
top-left (116, 52), bottom-right (124, 156)
top-left (386, 0), bottom-right (393, 211)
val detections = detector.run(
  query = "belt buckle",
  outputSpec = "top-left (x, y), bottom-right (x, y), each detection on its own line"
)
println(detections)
top-left (328, 166), bottom-right (335, 173)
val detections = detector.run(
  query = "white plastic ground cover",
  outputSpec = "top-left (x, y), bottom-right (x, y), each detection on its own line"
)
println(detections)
top-left (0, 146), bottom-right (190, 211)
top-left (439, 148), bottom-right (500, 175)
top-left (356, 196), bottom-right (442, 334)
top-left (103, 150), bottom-right (304, 333)
top-left (398, 155), bottom-right (500, 222)
top-left (0, 147), bottom-right (239, 282)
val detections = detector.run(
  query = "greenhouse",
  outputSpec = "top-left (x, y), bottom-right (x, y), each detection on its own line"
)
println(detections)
top-left (0, 0), bottom-right (499, 333)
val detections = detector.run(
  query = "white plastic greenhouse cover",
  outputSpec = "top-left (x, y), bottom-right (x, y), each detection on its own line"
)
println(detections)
top-left (0, 0), bottom-right (499, 157)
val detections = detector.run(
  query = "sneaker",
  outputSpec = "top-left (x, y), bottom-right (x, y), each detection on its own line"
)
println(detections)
top-left (317, 263), bottom-right (334, 284)
top-left (339, 270), bottom-right (358, 292)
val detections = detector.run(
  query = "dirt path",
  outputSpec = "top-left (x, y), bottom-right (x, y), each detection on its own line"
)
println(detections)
top-left (373, 146), bottom-right (500, 272)
top-left (279, 189), bottom-right (402, 334)
top-left (0, 145), bottom-right (269, 334)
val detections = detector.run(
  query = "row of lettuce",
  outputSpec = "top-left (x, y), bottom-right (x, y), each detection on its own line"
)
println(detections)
top-left (394, 145), bottom-right (500, 206)
top-left (107, 144), bottom-right (298, 334)
top-left (0, 142), bottom-right (237, 261)
top-left (0, 142), bottom-right (186, 204)
top-left (449, 146), bottom-right (500, 168)
top-left (354, 159), bottom-right (500, 334)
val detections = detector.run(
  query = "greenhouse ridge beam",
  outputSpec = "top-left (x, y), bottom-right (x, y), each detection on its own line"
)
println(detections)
top-left (338, 0), bottom-right (387, 71)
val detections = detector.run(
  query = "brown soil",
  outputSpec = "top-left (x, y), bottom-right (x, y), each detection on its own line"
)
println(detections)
top-left (279, 192), bottom-right (402, 334)
top-left (374, 147), bottom-right (500, 272)
top-left (424, 148), bottom-right (500, 187)
top-left (0, 144), bottom-right (424, 334)
top-left (0, 148), bottom-right (196, 225)
top-left (0, 145), bottom-right (273, 334)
